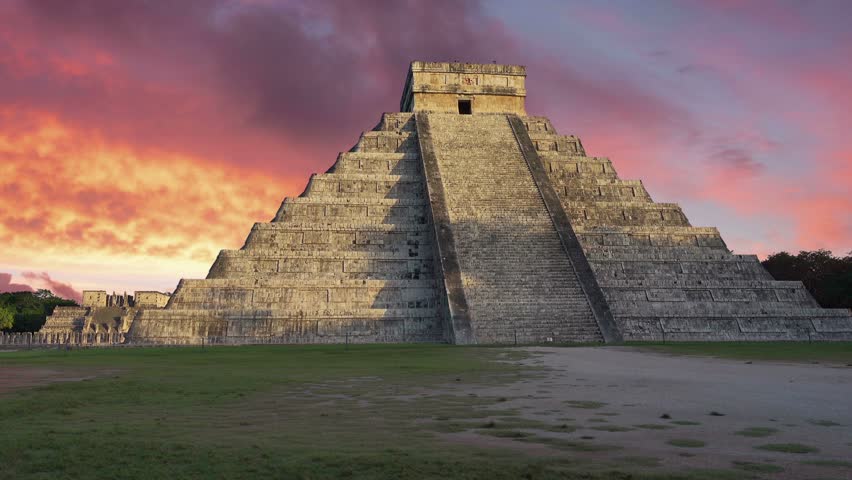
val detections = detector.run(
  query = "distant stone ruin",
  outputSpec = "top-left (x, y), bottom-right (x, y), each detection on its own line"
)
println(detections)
top-left (32, 290), bottom-right (171, 345)
top-left (108, 61), bottom-right (852, 345)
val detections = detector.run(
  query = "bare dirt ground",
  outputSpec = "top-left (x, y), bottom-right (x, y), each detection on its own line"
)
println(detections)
top-left (443, 346), bottom-right (852, 479)
top-left (0, 365), bottom-right (108, 395)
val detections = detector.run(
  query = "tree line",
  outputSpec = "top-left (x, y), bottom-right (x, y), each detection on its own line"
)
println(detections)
top-left (761, 249), bottom-right (851, 310)
top-left (0, 290), bottom-right (78, 332)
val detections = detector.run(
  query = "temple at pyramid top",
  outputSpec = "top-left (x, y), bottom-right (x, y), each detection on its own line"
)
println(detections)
top-left (400, 61), bottom-right (527, 115)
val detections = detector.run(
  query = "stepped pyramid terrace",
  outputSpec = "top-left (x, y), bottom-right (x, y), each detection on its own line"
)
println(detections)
top-left (120, 61), bottom-right (852, 345)
top-left (31, 290), bottom-right (171, 345)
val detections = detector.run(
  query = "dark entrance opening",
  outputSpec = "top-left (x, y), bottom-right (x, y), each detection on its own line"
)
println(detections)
top-left (458, 99), bottom-right (472, 114)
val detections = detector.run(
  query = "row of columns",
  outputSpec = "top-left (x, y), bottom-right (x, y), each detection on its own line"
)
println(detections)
top-left (0, 331), bottom-right (125, 346)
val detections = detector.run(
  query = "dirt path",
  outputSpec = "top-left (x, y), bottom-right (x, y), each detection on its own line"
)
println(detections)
top-left (0, 366), bottom-right (109, 395)
top-left (444, 346), bottom-right (852, 479)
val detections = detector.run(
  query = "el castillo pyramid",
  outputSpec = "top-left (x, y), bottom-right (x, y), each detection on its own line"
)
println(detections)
top-left (126, 61), bottom-right (852, 345)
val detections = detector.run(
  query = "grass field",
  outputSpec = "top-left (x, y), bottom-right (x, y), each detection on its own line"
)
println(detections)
top-left (0, 344), bottom-right (750, 480)
top-left (2, 343), bottom-right (850, 479)
top-left (633, 341), bottom-right (852, 364)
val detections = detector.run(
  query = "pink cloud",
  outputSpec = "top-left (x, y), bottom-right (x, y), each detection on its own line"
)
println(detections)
top-left (0, 273), bottom-right (36, 294)
top-left (26, 273), bottom-right (80, 301)
top-left (20, 272), bottom-right (82, 302)
top-left (0, 272), bottom-right (81, 301)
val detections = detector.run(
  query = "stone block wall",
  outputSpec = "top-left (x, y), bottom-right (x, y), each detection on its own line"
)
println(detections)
top-left (127, 113), bottom-right (445, 345)
top-left (0, 331), bottom-right (124, 347)
top-left (40, 306), bottom-right (89, 334)
top-left (401, 61), bottom-right (527, 115)
top-left (526, 116), bottom-right (852, 341)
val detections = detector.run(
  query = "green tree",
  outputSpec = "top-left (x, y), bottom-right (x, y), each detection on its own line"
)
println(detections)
top-left (762, 250), bottom-right (852, 309)
top-left (0, 304), bottom-right (14, 330)
top-left (0, 291), bottom-right (79, 332)
top-left (34, 289), bottom-right (55, 299)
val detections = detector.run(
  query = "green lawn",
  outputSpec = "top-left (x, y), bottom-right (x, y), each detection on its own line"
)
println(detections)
top-left (632, 342), bottom-right (852, 363)
top-left (0, 345), bottom-right (747, 480)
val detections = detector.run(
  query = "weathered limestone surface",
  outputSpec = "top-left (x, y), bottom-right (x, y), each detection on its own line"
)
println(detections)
top-left (41, 305), bottom-right (138, 336)
top-left (421, 113), bottom-right (603, 343)
top-left (38, 290), bottom-right (169, 341)
top-left (40, 307), bottom-right (89, 334)
top-left (401, 61), bottom-right (526, 115)
top-left (123, 61), bottom-right (851, 345)
top-left (0, 331), bottom-right (123, 347)
top-left (128, 113), bottom-right (445, 344)
top-left (522, 116), bottom-right (852, 341)
top-left (135, 291), bottom-right (171, 308)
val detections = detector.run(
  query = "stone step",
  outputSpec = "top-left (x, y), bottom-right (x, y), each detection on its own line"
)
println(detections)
top-left (601, 279), bottom-right (795, 289)
top-left (352, 131), bottom-right (418, 153)
top-left (566, 204), bottom-right (690, 227)
top-left (541, 157), bottom-right (619, 179)
top-left (576, 225), bottom-right (720, 235)
top-left (203, 271), bottom-right (436, 281)
top-left (251, 221), bottom-right (431, 232)
top-left (240, 242), bottom-right (433, 255)
top-left (329, 152), bottom-right (420, 174)
top-left (311, 172), bottom-right (423, 182)
top-left (538, 151), bottom-right (613, 163)
top-left (304, 172), bottom-right (424, 196)
top-left (563, 178), bottom-right (645, 187)
top-left (375, 112), bottom-right (416, 132)
top-left (603, 284), bottom-right (818, 306)
top-left (244, 225), bottom-right (431, 249)
top-left (592, 257), bottom-right (768, 274)
top-left (273, 215), bottom-right (429, 228)
top-left (527, 133), bottom-right (586, 156)
top-left (304, 174), bottom-right (426, 199)
top-left (577, 226), bottom-right (726, 249)
top-left (282, 196), bottom-right (427, 206)
top-left (520, 116), bottom-right (557, 134)
top-left (178, 278), bottom-right (436, 288)
top-left (597, 273), bottom-right (776, 285)
top-left (129, 309), bottom-right (445, 344)
top-left (586, 247), bottom-right (750, 260)
top-left (144, 306), bottom-right (441, 319)
top-left (172, 301), bottom-right (439, 311)
top-left (609, 302), bottom-right (837, 317)
top-left (617, 315), bottom-right (852, 342)
top-left (472, 326), bottom-right (602, 344)
top-left (170, 290), bottom-right (439, 309)
top-left (558, 180), bottom-right (653, 202)
top-left (565, 201), bottom-right (680, 209)
top-left (40, 306), bottom-right (89, 333)
top-left (172, 298), bottom-right (440, 311)
top-left (215, 249), bottom-right (434, 260)
top-left (208, 256), bottom-right (434, 279)
top-left (243, 226), bottom-right (432, 251)
top-left (276, 203), bottom-right (428, 223)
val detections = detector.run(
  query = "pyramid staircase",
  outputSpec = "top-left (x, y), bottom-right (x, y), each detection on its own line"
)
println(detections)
top-left (418, 113), bottom-right (607, 343)
top-left (522, 116), bottom-right (852, 341)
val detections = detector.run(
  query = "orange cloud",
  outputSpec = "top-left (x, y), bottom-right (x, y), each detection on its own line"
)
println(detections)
top-left (0, 108), bottom-right (305, 291)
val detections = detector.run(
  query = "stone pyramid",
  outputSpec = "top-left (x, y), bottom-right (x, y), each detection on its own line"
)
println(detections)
top-left (127, 61), bottom-right (852, 344)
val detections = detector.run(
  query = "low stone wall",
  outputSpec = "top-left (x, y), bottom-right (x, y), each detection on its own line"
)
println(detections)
top-left (0, 331), bottom-right (124, 347)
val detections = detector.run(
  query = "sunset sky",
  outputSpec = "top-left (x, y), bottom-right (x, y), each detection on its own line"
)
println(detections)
top-left (1, 0), bottom-right (850, 301)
